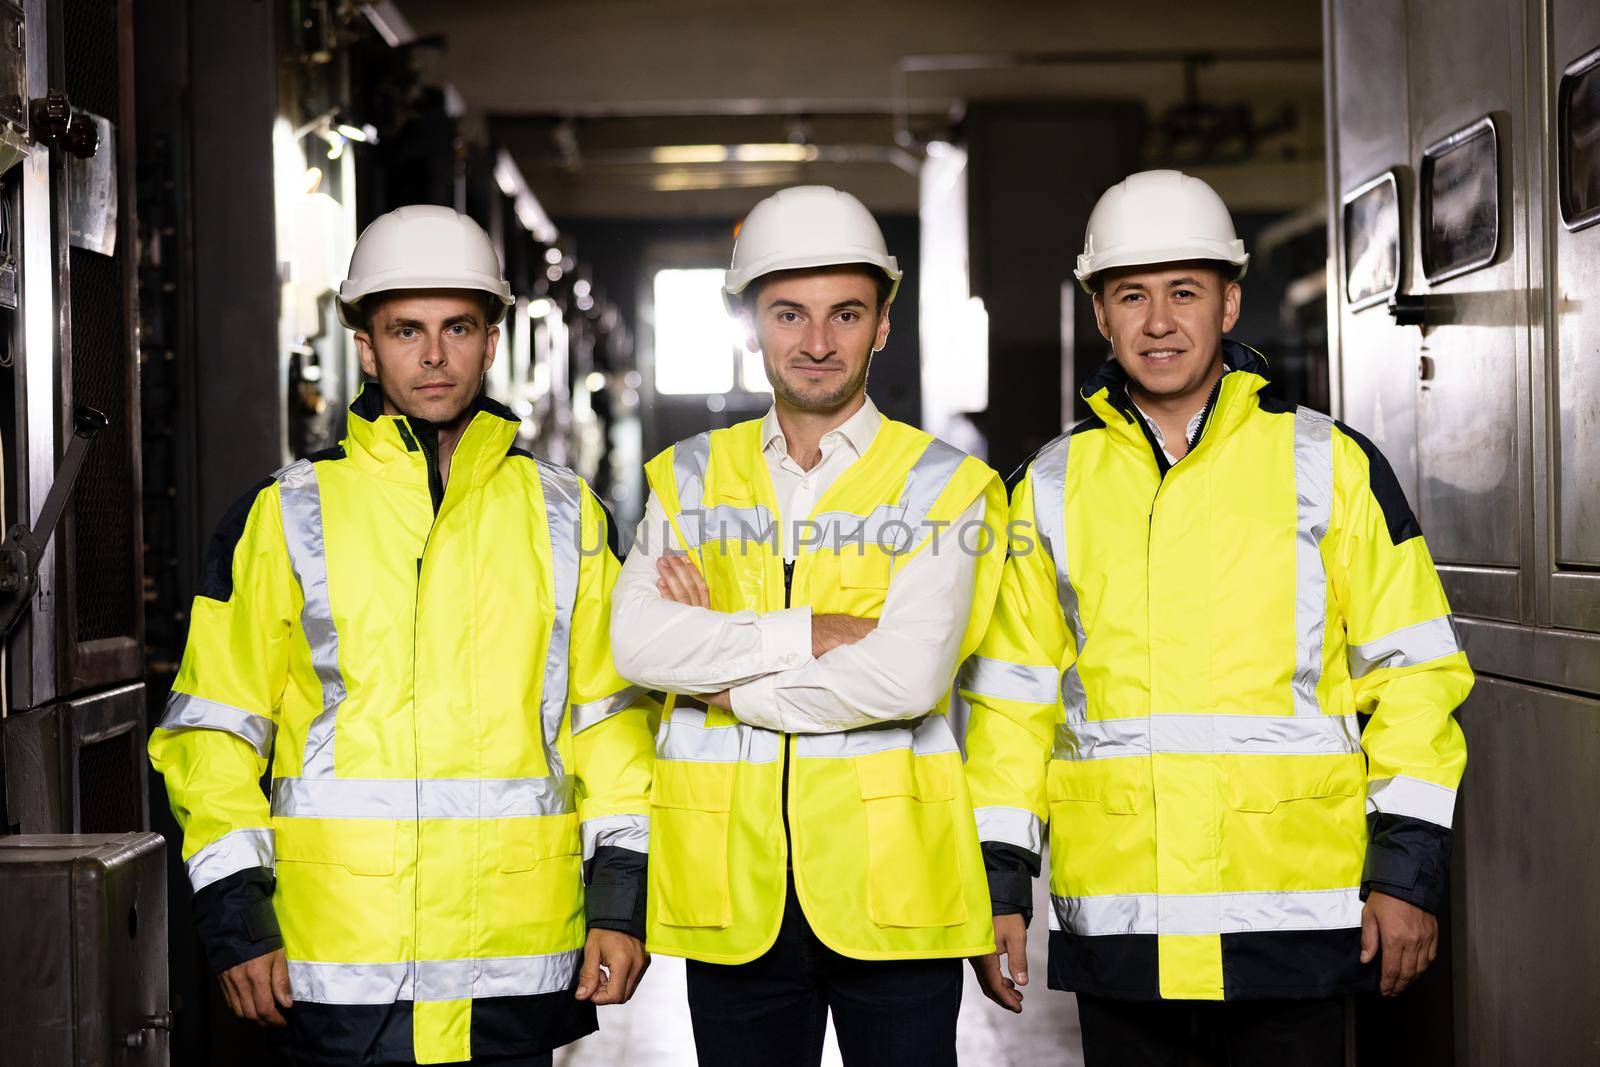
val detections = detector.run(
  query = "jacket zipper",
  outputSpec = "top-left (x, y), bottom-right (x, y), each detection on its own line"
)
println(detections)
top-left (781, 559), bottom-right (795, 867)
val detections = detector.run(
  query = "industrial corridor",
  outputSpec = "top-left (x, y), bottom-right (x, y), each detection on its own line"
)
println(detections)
top-left (0, 2), bottom-right (1596, 1065)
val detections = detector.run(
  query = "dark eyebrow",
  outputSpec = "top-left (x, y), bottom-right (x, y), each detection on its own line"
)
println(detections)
top-left (830, 299), bottom-right (868, 311)
top-left (385, 314), bottom-right (479, 331)
top-left (1109, 280), bottom-right (1148, 295)
top-left (766, 299), bottom-right (805, 311)
top-left (1167, 277), bottom-right (1209, 289)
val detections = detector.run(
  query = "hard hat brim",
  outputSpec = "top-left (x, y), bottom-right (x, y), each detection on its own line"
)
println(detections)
top-left (722, 252), bottom-right (903, 315)
top-left (1075, 243), bottom-right (1249, 294)
top-left (336, 273), bottom-right (515, 329)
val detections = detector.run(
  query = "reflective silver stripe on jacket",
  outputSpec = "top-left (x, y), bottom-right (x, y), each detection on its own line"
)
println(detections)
top-left (655, 705), bottom-right (782, 763)
top-left (1031, 435), bottom-right (1088, 725)
top-left (570, 684), bottom-right (646, 736)
top-left (537, 460), bottom-right (583, 777)
top-left (667, 432), bottom-right (775, 550)
top-left (1348, 615), bottom-right (1461, 679)
top-left (898, 438), bottom-right (970, 549)
top-left (669, 431), bottom-right (974, 556)
top-left (792, 714), bottom-right (959, 758)
top-left (277, 459), bottom-right (345, 777)
top-left (288, 949), bottom-right (583, 1005)
top-left (580, 813), bottom-right (650, 861)
top-left (1367, 774), bottom-right (1458, 829)
top-left (679, 504), bottom-right (776, 551)
top-left (158, 692), bottom-right (276, 759)
top-left (185, 827), bottom-right (274, 893)
top-left (1052, 713), bottom-right (1361, 761)
top-left (960, 655), bottom-right (1061, 706)
top-left (1048, 886), bottom-right (1362, 937)
top-left (271, 775), bottom-right (574, 819)
top-left (975, 805), bottom-right (1044, 854)
top-left (1292, 408), bottom-right (1335, 716)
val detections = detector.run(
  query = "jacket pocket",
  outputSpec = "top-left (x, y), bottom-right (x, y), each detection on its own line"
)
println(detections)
top-left (650, 759), bottom-right (736, 928)
top-left (274, 818), bottom-right (397, 875)
top-left (272, 818), bottom-right (401, 961)
top-left (1223, 755), bottom-right (1364, 813)
top-left (1047, 758), bottom-right (1149, 815)
top-left (839, 547), bottom-right (893, 591)
top-left (497, 813), bottom-right (580, 873)
top-left (854, 749), bottom-right (968, 928)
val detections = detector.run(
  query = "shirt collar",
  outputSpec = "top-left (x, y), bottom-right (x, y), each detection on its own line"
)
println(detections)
top-left (761, 394), bottom-right (883, 459)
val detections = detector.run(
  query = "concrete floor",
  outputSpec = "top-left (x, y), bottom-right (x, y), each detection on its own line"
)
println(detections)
top-left (557, 875), bottom-right (1083, 1066)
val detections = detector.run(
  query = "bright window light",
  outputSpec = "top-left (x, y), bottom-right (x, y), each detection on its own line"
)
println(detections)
top-left (740, 346), bottom-right (771, 393)
top-left (653, 268), bottom-right (743, 395)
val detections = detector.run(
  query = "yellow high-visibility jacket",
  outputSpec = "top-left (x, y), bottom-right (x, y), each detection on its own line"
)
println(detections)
top-left (962, 342), bottom-right (1471, 1001)
top-left (639, 417), bottom-right (1006, 963)
top-left (149, 389), bottom-right (655, 1064)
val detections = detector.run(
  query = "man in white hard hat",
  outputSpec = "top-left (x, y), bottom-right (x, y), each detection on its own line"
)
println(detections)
top-left (961, 170), bottom-right (1471, 1064)
top-left (609, 185), bottom-right (1007, 1066)
top-left (150, 205), bottom-right (656, 1066)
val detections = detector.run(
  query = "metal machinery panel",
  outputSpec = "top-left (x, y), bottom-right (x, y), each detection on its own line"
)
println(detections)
top-left (1452, 678), bottom-right (1600, 1062)
top-left (3, 682), bottom-right (149, 834)
top-left (1329, 0), bottom-right (1419, 512)
top-left (57, 0), bottom-right (142, 694)
top-left (1328, 1), bottom-right (1600, 1062)
top-left (1404, 0), bottom-right (1529, 621)
top-left (0, 832), bottom-right (170, 1065)
top-left (1547, 0), bottom-right (1600, 632)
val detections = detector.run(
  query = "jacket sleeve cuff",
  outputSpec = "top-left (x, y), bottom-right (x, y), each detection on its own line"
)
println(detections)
top-left (584, 845), bottom-right (647, 941)
top-left (192, 867), bottom-right (283, 975)
top-left (1362, 811), bottom-right (1453, 914)
top-left (759, 606), bottom-right (813, 670)
top-left (729, 673), bottom-right (786, 732)
top-left (983, 841), bottom-right (1040, 925)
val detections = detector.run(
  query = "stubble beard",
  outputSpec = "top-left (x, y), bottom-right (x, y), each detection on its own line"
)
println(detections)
top-left (770, 356), bottom-right (872, 415)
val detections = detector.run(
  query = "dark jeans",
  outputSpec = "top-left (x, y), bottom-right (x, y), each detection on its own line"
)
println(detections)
top-left (1077, 993), bottom-right (1345, 1067)
top-left (684, 880), bottom-right (962, 1067)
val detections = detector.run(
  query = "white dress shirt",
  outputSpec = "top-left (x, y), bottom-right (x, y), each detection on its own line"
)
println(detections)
top-left (1132, 399), bottom-right (1209, 466)
top-left (610, 396), bottom-right (986, 734)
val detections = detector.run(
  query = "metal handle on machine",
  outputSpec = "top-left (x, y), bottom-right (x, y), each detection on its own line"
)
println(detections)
top-left (0, 405), bottom-right (108, 636)
top-left (27, 88), bottom-right (99, 159)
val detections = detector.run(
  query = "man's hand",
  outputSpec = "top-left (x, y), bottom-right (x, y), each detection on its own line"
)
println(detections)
top-left (1361, 891), bottom-right (1438, 996)
top-left (575, 928), bottom-right (650, 1006)
top-left (656, 555), bottom-right (710, 608)
top-left (811, 613), bottom-right (877, 657)
top-left (969, 913), bottom-right (1028, 1013)
top-left (219, 947), bottom-right (292, 1027)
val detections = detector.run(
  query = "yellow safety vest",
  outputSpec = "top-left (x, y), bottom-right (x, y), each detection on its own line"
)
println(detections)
top-left (962, 342), bottom-right (1471, 1001)
top-left (641, 416), bottom-right (1006, 963)
top-left (149, 389), bottom-right (655, 1064)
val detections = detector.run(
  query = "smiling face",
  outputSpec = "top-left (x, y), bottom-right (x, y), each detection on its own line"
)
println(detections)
top-left (354, 289), bottom-right (500, 425)
top-left (742, 265), bottom-right (891, 415)
top-left (1092, 262), bottom-right (1241, 407)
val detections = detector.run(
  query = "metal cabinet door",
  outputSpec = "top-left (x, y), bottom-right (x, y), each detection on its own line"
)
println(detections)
top-left (1401, 0), bottom-right (1531, 623)
top-left (1330, 0), bottom-right (1419, 508)
top-left (1545, 0), bottom-right (1600, 633)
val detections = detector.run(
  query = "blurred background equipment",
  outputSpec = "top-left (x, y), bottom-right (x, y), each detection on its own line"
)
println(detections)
top-left (0, 0), bottom-right (1590, 1063)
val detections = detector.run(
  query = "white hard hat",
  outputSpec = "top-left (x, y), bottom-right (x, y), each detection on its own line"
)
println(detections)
top-left (1073, 170), bottom-right (1249, 293)
top-left (723, 185), bottom-right (902, 314)
top-left (337, 205), bottom-right (514, 329)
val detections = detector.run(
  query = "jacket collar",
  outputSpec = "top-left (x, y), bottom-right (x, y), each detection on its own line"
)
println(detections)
top-left (1081, 339), bottom-right (1270, 453)
top-left (343, 383), bottom-right (520, 489)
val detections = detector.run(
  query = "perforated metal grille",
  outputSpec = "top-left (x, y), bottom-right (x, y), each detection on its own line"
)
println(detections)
top-left (65, 0), bottom-right (136, 644)
top-left (78, 732), bottom-right (138, 833)
top-left (64, 0), bottom-right (117, 118)
top-left (69, 250), bottom-right (135, 642)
